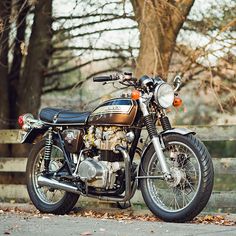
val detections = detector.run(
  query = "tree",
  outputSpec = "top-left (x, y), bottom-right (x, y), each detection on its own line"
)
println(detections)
top-left (0, 0), bottom-right (11, 155)
top-left (130, 0), bottom-right (194, 78)
top-left (18, 0), bottom-right (52, 117)
top-left (0, 0), bottom-right (53, 156)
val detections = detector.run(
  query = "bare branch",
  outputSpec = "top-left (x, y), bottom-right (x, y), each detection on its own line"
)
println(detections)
top-left (54, 13), bottom-right (134, 21)
top-left (54, 16), bottom-right (134, 34)
top-left (45, 55), bottom-right (128, 77)
top-left (53, 45), bottom-right (138, 53)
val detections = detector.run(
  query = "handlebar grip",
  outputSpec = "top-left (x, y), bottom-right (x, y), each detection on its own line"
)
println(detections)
top-left (93, 76), bottom-right (113, 82)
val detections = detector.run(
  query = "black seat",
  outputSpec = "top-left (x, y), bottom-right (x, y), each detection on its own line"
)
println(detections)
top-left (39, 107), bottom-right (90, 125)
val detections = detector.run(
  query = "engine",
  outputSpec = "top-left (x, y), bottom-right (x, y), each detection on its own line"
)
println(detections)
top-left (76, 126), bottom-right (134, 189)
top-left (77, 157), bottom-right (124, 189)
top-left (83, 126), bottom-right (128, 151)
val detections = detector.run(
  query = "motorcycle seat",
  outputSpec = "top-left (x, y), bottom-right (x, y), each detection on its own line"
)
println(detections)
top-left (39, 107), bottom-right (91, 125)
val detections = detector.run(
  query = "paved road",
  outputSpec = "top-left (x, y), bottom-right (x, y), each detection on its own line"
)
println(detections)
top-left (0, 210), bottom-right (236, 236)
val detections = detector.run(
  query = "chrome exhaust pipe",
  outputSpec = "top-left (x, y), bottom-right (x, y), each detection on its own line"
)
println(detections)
top-left (38, 176), bottom-right (80, 194)
top-left (37, 145), bottom-right (132, 202)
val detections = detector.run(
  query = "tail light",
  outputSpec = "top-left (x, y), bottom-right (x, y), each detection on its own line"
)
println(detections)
top-left (18, 113), bottom-right (34, 129)
top-left (18, 115), bottom-right (25, 128)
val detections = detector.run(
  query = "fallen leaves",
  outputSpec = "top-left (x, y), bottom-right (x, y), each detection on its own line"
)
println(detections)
top-left (194, 215), bottom-right (236, 226)
top-left (73, 210), bottom-right (236, 226)
top-left (76, 210), bottom-right (161, 222)
top-left (0, 205), bottom-right (235, 226)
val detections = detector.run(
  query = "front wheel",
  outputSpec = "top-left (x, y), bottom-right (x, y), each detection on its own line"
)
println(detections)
top-left (139, 134), bottom-right (214, 222)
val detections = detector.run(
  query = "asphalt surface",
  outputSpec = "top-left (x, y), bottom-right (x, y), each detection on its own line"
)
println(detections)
top-left (0, 203), bottom-right (236, 236)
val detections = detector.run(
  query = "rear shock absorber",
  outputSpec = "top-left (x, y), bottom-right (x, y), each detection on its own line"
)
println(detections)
top-left (44, 128), bottom-right (53, 173)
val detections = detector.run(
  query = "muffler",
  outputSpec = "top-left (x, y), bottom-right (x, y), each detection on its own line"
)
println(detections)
top-left (38, 176), bottom-right (80, 194)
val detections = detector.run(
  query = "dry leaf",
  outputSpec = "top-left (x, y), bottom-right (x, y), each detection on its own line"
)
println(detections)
top-left (20, 42), bottom-right (28, 56)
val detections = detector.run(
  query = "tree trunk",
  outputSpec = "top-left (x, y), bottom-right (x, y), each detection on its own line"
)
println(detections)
top-left (0, 0), bottom-right (11, 156)
top-left (131, 0), bottom-right (194, 79)
top-left (18, 0), bottom-right (52, 117)
top-left (11, 0), bottom-right (52, 157)
top-left (8, 1), bottom-right (29, 129)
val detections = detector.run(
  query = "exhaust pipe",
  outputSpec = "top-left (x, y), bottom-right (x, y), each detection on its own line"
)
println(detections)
top-left (37, 146), bottom-right (133, 202)
top-left (38, 176), bottom-right (80, 194)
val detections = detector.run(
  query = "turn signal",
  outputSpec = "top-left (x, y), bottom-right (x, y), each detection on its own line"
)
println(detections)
top-left (131, 90), bottom-right (141, 100)
top-left (173, 97), bottom-right (182, 107)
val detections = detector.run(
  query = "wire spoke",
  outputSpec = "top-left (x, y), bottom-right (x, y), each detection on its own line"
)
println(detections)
top-left (32, 145), bottom-right (66, 205)
top-left (147, 140), bottom-right (201, 212)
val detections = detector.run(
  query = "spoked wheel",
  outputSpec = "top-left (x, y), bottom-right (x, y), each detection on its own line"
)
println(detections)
top-left (140, 134), bottom-right (214, 222)
top-left (26, 140), bottom-right (79, 214)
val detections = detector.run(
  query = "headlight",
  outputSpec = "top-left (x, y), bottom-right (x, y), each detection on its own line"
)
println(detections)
top-left (154, 82), bottom-right (174, 108)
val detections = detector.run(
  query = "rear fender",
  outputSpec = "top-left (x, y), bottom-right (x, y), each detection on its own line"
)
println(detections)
top-left (20, 127), bottom-right (48, 143)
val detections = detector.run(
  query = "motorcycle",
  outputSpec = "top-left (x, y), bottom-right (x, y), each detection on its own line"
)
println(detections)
top-left (18, 73), bottom-right (214, 222)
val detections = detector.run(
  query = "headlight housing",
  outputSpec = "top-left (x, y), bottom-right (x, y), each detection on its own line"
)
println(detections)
top-left (154, 82), bottom-right (174, 108)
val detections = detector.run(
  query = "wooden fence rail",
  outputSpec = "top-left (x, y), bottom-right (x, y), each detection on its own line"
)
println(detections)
top-left (0, 125), bottom-right (236, 212)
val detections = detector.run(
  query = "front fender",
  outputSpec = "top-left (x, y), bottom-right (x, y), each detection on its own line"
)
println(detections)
top-left (161, 127), bottom-right (195, 136)
top-left (20, 127), bottom-right (47, 143)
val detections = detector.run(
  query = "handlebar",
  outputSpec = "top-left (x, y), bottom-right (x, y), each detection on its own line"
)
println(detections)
top-left (93, 75), bottom-right (119, 82)
top-left (93, 72), bottom-right (182, 91)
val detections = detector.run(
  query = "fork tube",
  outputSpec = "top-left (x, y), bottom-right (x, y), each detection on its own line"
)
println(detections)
top-left (139, 97), bottom-right (171, 177)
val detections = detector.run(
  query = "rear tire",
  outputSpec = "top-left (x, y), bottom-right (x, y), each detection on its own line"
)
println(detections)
top-left (26, 139), bottom-right (79, 214)
top-left (139, 134), bottom-right (214, 222)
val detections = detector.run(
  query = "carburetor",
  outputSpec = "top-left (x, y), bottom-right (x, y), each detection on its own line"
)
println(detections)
top-left (84, 126), bottom-right (127, 151)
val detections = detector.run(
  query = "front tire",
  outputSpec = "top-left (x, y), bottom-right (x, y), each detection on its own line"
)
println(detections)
top-left (139, 134), bottom-right (214, 222)
top-left (26, 139), bottom-right (79, 214)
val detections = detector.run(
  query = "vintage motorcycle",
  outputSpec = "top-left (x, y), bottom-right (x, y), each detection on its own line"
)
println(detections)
top-left (18, 73), bottom-right (214, 222)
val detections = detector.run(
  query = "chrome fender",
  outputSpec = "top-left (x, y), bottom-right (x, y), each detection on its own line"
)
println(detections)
top-left (160, 127), bottom-right (195, 136)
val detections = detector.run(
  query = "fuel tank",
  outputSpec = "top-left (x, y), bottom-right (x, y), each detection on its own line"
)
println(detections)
top-left (88, 98), bottom-right (138, 126)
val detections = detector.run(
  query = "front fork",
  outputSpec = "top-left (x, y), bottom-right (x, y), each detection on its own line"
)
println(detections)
top-left (139, 97), bottom-right (171, 180)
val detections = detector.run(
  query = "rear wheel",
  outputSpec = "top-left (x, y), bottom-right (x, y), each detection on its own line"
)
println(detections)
top-left (26, 140), bottom-right (79, 214)
top-left (139, 134), bottom-right (214, 222)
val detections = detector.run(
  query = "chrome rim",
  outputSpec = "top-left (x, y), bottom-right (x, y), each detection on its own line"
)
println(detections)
top-left (32, 145), bottom-right (66, 205)
top-left (147, 141), bottom-right (201, 212)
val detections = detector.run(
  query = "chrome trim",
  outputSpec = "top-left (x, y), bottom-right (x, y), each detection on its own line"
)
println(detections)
top-left (161, 128), bottom-right (195, 136)
top-left (138, 97), bottom-right (149, 116)
top-left (152, 137), bottom-right (170, 176)
top-left (38, 176), bottom-right (79, 193)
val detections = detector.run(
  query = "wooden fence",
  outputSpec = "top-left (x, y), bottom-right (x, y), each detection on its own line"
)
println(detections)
top-left (0, 125), bottom-right (236, 212)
